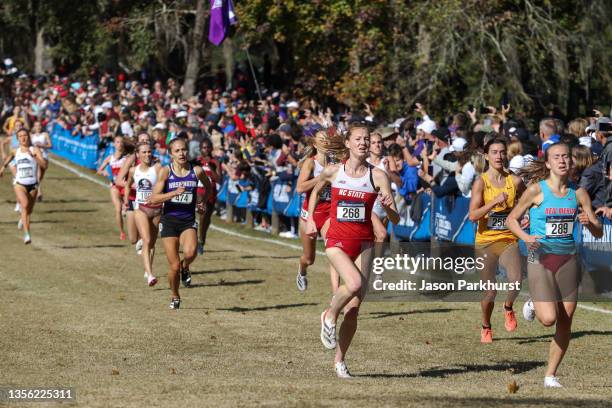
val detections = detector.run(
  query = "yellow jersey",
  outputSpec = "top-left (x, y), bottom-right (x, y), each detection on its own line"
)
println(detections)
top-left (475, 173), bottom-right (517, 244)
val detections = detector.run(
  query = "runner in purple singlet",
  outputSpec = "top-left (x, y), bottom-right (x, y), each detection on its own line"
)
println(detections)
top-left (149, 138), bottom-right (212, 309)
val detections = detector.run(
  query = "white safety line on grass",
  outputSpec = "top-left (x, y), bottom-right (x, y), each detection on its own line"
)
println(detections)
top-left (49, 154), bottom-right (325, 256)
top-left (48, 155), bottom-right (612, 315)
top-left (209, 224), bottom-right (326, 256)
top-left (49, 156), bottom-right (109, 188)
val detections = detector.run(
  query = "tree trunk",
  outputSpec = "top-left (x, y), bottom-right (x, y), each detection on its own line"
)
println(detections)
top-left (34, 27), bottom-right (46, 75)
top-left (182, 0), bottom-right (207, 99)
top-left (223, 37), bottom-right (234, 90)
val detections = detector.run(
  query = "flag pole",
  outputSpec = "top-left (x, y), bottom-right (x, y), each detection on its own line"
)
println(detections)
top-left (245, 48), bottom-right (263, 100)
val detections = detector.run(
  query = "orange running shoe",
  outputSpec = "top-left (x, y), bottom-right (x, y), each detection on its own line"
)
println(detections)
top-left (504, 308), bottom-right (517, 332)
top-left (120, 232), bottom-right (126, 241)
top-left (481, 327), bottom-right (493, 343)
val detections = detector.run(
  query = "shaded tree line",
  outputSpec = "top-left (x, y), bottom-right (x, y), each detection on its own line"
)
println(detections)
top-left (1, 0), bottom-right (610, 119)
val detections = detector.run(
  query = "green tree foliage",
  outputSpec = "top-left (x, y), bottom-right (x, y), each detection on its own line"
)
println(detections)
top-left (237, 0), bottom-right (611, 118)
top-left (0, 0), bottom-right (609, 119)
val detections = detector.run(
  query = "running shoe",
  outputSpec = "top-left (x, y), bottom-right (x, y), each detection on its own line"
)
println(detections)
top-left (320, 309), bottom-right (337, 349)
top-left (24, 233), bottom-right (31, 245)
top-left (523, 299), bottom-right (536, 322)
top-left (17, 218), bottom-right (23, 230)
top-left (197, 241), bottom-right (204, 255)
top-left (180, 261), bottom-right (192, 288)
top-left (480, 327), bottom-right (493, 343)
top-left (169, 298), bottom-right (181, 310)
top-left (296, 266), bottom-right (307, 292)
top-left (147, 275), bottom-right (158, 287)
top-left (135, 239), bottom-right (143, 255)
top-left (120, 232), bottom-right (126, 241)
top-left (504, 308), bottom-right (518, 332)
top-left (14, 202), bottom-right (20, 212)
top-left (335, 361), bottom-right (352, 379)
top-left (544, 376), bottom-right (562, 388)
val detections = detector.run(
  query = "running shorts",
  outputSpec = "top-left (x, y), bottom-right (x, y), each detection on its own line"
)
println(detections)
top-left (300, 208), bottom-right (330, 232)
top-left (325, 238), bottom-right (369, 261)
top-left (475, 240), bottom-right (517, 257)
top-left (16, 182), bottom-right (38, 193)
top-left (159, 215), bottom-right (197, 238)
top-left (138, 204), bottom-right (162, 219)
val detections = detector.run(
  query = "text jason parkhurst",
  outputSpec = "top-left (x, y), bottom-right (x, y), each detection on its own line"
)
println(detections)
top-left (372, 280), bottom-right (521, 292)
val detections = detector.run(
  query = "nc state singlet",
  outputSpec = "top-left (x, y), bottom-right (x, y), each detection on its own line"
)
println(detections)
top-left (326, 164), bottom-right (378, 240)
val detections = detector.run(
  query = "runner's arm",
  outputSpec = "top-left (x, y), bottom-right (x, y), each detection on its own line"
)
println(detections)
top-left (33, 147), bottom-right (47, 170)
top-left (307, 165), bottom-right (337, 217)
top-left (124, 167), bottom-right (135, 204)
top-left (373, 168), bottom-right (399, 224)
top-left (194, 166), bottom-right (212, 204)
top-left (42, 132), bottom-right (52, 150)
top-left (0, 150), bottom-right (15, 176)
top-left (114, 153), bottom-right (136, 187)
top-left (507, 183), bottom-right (542, 243)
top-left (96, 155), bottom-right (111, 175)
top-left (576, 188), bottom-right (603, 238)
top-left (296, 158), bottom-right (318, 194)
top-left (205, 161), bottom-right (221, 183)
top-left (468, 177), bottom-right (502, 222)
top-left (149, 167), bottom-right (183, 204)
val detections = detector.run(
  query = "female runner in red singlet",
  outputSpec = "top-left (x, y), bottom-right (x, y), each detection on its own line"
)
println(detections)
top-left (305, 123), bottom-right (399, 378)
top-left (97, 135), bottom-right (128, 240)
top-left (196, 138), bottom-right (221, 254)
top-left (296, 129), bottom-right (346, 292)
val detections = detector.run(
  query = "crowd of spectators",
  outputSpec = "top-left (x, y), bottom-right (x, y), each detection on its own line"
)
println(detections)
top-left (1, 58), bottom-right (611, 238)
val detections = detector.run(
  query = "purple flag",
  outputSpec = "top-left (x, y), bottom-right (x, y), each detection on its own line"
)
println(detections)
top-left (209, 0), bottom-right (237, 46)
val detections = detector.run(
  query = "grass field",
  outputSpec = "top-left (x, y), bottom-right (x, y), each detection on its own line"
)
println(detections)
top-left (0, 156), bottom-right (611, 407)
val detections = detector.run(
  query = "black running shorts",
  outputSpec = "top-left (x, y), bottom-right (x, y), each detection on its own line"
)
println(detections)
top-left (159, 215), bottom-right (197, 238)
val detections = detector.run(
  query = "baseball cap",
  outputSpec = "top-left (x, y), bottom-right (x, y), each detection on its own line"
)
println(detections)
top-left (101, 101), bottom-right (113, 109)
top-left (286, 101), bottom-right (299, 109)
top-left (449, 137), bottom-right (468, 152)
top-left (416, 120), bottom-right (436, 134)
top-left (431, 127), bottom-right (450, 143)
top-left (508, 127), bottom-right (529, 142)
top-left (374, 127), bottom-right (398, 140)
top-left (175, 110), bottom-right (188, 119)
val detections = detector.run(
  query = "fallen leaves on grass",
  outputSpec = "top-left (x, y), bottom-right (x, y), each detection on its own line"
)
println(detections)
top-left (507, 380), bottom-right (519, 393)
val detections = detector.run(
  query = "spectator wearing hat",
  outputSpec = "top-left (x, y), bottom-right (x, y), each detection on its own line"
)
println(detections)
top-left (593, 117), bottom-right (612, 218)
top-left (430, 127), bottom-right (452, 182)
top-left (419, 127), bottom-right (460, 198)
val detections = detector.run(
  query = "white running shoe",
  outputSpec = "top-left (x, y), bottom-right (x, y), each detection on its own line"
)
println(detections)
top-left (17, 219), bottom-right (23, 230)
top-left (296, 266), bottom-right (307, 292)
top-left (544, 376), bottom-right (562, 388)
top-left (135, 239), bottom-right (143, 255)
top-left (320, 310), bottom-right (337, 349)
top-left (147, 275), bottom-right (158, 287)
top-left (335, 361), bottom-right (352, 379)
top-left (24, 233), bottom-right (31, 245)
top-left (523, 299), bottom-right (536, 322)
top-left (14, 202), bottom-right (20, 212)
